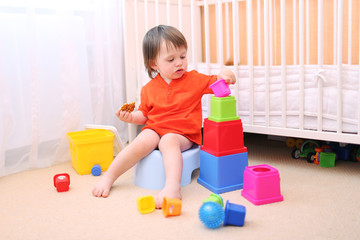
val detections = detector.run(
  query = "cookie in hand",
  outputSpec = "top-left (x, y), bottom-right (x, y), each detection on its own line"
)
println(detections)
top-left (120, 102), bottom-right (135, 112)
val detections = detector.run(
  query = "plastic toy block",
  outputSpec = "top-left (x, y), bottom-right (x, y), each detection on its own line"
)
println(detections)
top-left (203, 193), bottom-right (224, 207)
top-left (329, 142), bottom-right (357, 161)
top-left (335, 147), bottom-right (351, 160)
top-left (202, 118), bottom-right (247, 157)
top-left (137, 195), bottom-right (155, 214)
top-left (197, 150), bottom-right (248, 194)
top-left (209, 79), bottom-right (231, 97)
top-left (67, 129), bottom-right (114, 175)
top-left (134, 145), bottom-right (200, 190)
top-left (91, 164), bottom-right (102, 176)
top-left (53, 173), bottom-right (70, 192)
top-left (319, 152), bottom-right (336, 168)
top-left (208, 96), bottom-right (239, 122)
top-left (224, 200), bottom-right (246, 226)
top-left (241, 164), bottom-right (283, 205)
top-left (162, 197), bottom-right (182, 217)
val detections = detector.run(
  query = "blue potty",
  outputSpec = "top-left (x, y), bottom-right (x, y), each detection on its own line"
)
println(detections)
top-left (134, 145), bottom-right (200, 190)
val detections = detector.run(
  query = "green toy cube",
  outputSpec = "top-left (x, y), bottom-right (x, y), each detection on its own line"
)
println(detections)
top-left (319, 152), bottom-right (336, 168)
top-left (208, 96), bottom-right (239, 122)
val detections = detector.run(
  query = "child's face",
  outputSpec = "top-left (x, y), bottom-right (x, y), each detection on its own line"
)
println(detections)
top-left (152, 41), bottom-right (188, 82)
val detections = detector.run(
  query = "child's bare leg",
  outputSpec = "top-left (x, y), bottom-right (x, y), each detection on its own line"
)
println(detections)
top-left (92, 129), bottom-right (160, 197)
top-left (155, 133), bottom-right (193, 208)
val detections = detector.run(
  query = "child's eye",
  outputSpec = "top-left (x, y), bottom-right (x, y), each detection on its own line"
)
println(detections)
top-left (168, 58), bottom-right (174, 62)
top-left (180, 56), bottom-right (186, 59)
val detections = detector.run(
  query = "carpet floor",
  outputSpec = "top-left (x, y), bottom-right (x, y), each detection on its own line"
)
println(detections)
top-left (1, 133), bottom-right (359, 240)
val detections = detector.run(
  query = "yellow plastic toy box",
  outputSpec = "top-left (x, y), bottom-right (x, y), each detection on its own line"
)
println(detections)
top-left (67, 129), bottom-right (115, 175)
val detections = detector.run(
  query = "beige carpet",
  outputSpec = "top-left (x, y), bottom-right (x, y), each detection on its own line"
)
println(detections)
top-left (1, 134), bottom-right (360, 240)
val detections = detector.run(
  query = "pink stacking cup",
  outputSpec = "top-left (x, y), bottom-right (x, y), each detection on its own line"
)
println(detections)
top-left (209, 79), bottom-right (231, 97)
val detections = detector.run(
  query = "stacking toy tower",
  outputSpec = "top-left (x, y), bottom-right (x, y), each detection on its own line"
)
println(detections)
top-left (197, 89), bottom-right (248, 194)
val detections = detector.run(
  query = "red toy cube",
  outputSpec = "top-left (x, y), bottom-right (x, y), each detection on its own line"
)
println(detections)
top-left (54, 173), bottom-right (70, 192)
top-left (202, 118), bottom-right (247, 157)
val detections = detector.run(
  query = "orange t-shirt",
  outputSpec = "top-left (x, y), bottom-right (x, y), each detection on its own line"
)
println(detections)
top-left (138, 70), bottom-right (217, 145)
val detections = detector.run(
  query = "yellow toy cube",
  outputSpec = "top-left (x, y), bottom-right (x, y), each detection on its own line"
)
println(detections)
top-left (137, 195), bottom-right (155, 214)
top-left (67, 129), bottom-right (114, 175)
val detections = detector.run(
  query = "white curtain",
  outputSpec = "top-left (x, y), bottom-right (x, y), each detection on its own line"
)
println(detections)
top-left (0, 0), bottom-right (127, 177)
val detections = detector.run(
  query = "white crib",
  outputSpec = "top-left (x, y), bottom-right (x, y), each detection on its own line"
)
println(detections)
top-left (122, 0), bottom-right (360, 145)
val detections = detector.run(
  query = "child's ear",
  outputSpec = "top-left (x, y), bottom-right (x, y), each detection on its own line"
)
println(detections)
top-left (150, 60), bottom-right (158, 71)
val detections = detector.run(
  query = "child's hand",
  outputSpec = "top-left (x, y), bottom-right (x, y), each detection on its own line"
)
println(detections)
top-left (116, 109), bottom-right (134, 123)
top-left (116, 106), bottom-right (148, 125)
top-left (218, 68), bottom-right (236, 85)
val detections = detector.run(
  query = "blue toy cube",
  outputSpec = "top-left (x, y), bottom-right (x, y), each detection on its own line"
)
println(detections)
top-left (224, 200), bottom-right (246, 226)
top-left (197, 150), bottom-right (248, 194)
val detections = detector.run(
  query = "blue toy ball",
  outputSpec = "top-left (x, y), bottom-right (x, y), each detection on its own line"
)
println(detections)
top-left (198, 202), bottom-right (225, 229)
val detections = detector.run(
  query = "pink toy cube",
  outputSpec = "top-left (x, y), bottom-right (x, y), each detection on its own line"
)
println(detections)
top-left (241, 164), bottom-right (283, 205)
top-left (209, 79), bottom-right (231, 97)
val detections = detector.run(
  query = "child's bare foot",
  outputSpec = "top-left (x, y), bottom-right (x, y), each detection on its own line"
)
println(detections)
top-left (155, 185), bottom-right (182, 209)
top-left (92, 175), bottom-right (114, 198)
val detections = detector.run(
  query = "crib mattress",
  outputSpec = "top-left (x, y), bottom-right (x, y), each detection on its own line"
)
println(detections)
top-left (198, 64), bottom-right (359, 134)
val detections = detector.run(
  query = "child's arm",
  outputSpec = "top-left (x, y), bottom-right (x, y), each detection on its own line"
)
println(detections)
top-left (116, 109), bottom-right (147, 125)
top-left (217, 68), bottom-right (236, 85)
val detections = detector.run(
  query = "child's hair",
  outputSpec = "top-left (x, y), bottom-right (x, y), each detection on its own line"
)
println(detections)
top-left (143, 25), bottom-right (188, 79)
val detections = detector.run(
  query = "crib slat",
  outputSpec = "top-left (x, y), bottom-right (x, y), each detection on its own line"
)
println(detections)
top-left (299, 0), bottom-right (305, 130)
top-left (318, 0), bottom-right (324, 66)
top-left (264, 0), bottom-right (270, 127)
top-left (317, 0), bottom-right (324, 132)
top-left (257, 0), bottom-right (261, 66)
top-left (204, 0), bottom-right (211, 113)
top-left (217, 0), bottom-right (223, 67)
top-left (358, 10), bottom-right (360, 136)
top-left (333, 0), bottom-right (337, 65)
top-left (269, 0), bottom-right (273, 66)
top-left (337, 0), bottom-right (343, 134)
top-left (246, 0), bottom-right (253, 66)
top-left (232, 0), bottom-right (240, 105)
top-left (280, 0), bottom-right (286, 128)
top-left (246, 0), bottom-right (254, 125)
top-left (306, 0), bottom-right (310, 65)
top-left (225, 3), bottom-right (230, 64)
top-left (293, 0), bottom-right (297, 65)
top-left (204, 0), bottom-right (210, 73)
top-left (348, 0), bottom-right (352, 64)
